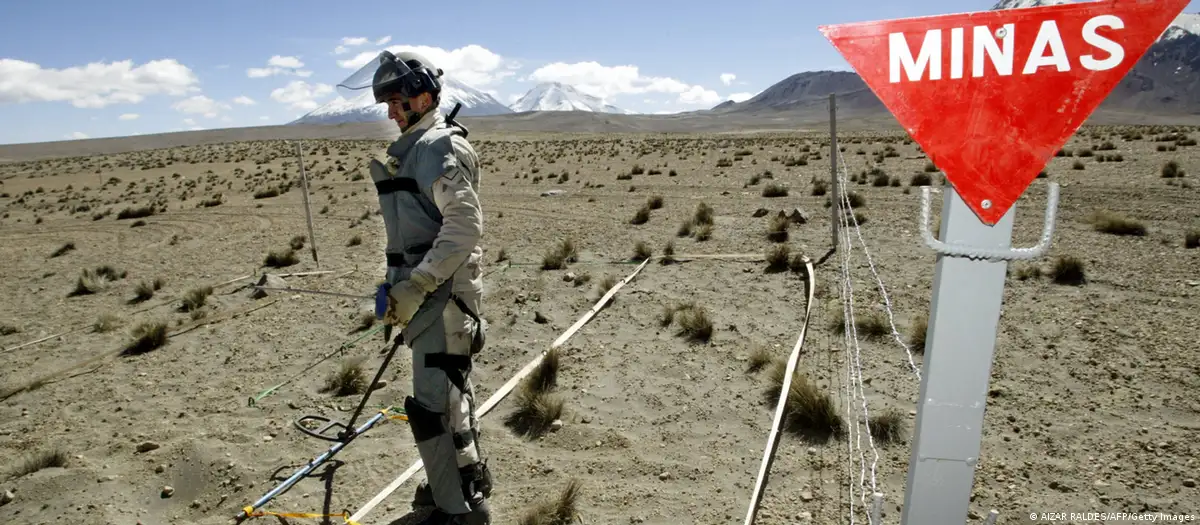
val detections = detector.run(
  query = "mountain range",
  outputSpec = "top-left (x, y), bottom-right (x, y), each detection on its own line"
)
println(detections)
top-left (290, 0), bottom-right (1200, 126)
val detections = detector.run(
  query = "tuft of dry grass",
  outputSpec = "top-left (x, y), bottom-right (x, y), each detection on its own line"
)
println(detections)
top-left (764, 359), bottom-right (844, 441)
top-left (868, 408), bottom-right (907, 445)
top-left (352, 311), bottom-right (375, 333)
top-left (68, 265), bottom-right (126, 297)
top-left (504, 377), bottom-right (566, 439)
top-left (0, 323), bottom-right (19, 336)
top-left (761, 183), bottom-right (789, 197)
top-left (525, 347), bottom-right (561, 394)
top-left (1186, 229), bottom-right (1200, 249)
top-left (347, 234), bottom-right (362, 247)
top-left (1088, 210), bottom-right (1147, 236)
top-left (630, 205), bottom-right (651, 225)
top-left (658, 240), bottom-right (677, 265)
top-left (6, 448), bottom-right (69, 480)
top-left (747, 344), bottom-right (773, 373)
top-left (121, 321), bottom-right (168, 356)
top-left (264, 248), bottom-right (299, 268)
top-left (289, 235), bottom-right (307, 250)
top-left (765, 245), bottom-right (790, 273)
top-left (909, 313), bottom-right (928, 354)
top-left (517, 478), bottom-right (582, 525)
top-left (766, 214), bottom-right (789, 242)
top-left (179, 285), bottom-right (213, 312)
top-left (542, 238), bottom-right (579, 270)
top-left (667, 302), bottom-right (710, 342)
top-left (321, 357), bottom-right (367, 396)
top-left (93, 313), bottom-right (122, 333)
top-left (631, 241), bottom-right (652, 262)
top-left (1013, 264), bottom-right (1043, 281)
top-left (50, 241), bottom-right (75, 258)
top-left (692, 202), bottom-right (714, 226)
top-left (1050, 255), bottom-right (1087, 286)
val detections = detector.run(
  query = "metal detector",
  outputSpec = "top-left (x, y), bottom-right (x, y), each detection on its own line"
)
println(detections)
top-left (235, 332), bottom-right (409, 523)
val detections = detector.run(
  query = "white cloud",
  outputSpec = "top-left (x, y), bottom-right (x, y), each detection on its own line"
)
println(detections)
top-left (182, 118), bottom-right (196, 126)
top-left (118, 113), bottom-right (139, 120)
top-left (270, 80), bottom-right (334, 111)
top-left (172, 95), bottom-right (229, 118)
top-left (720, 73), bottom-right (736, 86)
top-left (728, 92), bottom-right (755, 103)
top-left (68, 131), bottom-right (89, 139)
top-left (0, 58), bottom-right (199, 108)
top-left (337, 44), bottom-right (514, 87)
top-left (335, 36), bottom-right (389, 54)
top-left (526, 61), bottom-right (717, 106)
top-left (247, 55), bottom-right (310, 78)
top-left (268, 56), bottom-right (304, 69)
top-left (679, 85), bottom-right (721, 105)
top-left (233, 95), bottom-right (256, 105)
top-left (220, 116), bottom-right (233, 123)
top-left (259, 116), bottom-right (270, 121)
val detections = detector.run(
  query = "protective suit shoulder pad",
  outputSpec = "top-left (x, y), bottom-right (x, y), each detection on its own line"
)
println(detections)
top-left (416, 127), bottom-right (474, 186)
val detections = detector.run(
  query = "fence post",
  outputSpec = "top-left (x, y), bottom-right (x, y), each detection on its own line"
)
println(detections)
top-left (296, 140), bottom-right (320, 268)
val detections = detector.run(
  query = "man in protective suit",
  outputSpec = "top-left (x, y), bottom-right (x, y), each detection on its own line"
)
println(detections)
top-left (358, 50), bottom-right (492, 525)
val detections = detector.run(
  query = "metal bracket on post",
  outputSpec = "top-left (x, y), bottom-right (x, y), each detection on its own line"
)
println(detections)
top-left (901, 182), bottom-right (1061, 525)
top-left (919, 182), bottom-right (1060, 261)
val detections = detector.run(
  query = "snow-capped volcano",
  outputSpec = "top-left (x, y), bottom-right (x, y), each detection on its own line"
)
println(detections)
top-left (289, 77), bottom-right (513, 126)
top-left (991, 0), bottom-right (1200, 41)
top-left (509, 82), bottom-right (629, 114)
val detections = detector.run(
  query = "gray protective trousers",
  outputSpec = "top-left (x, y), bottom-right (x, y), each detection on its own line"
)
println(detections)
top-left (371, 110), bottom-right (488, 515)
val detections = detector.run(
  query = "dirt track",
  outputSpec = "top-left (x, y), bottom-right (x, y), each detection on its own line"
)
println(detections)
top-left (1, 126), bottom-right (1198, 525)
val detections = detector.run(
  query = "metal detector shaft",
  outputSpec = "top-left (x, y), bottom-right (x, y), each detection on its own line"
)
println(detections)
top-left (340, 333), bottom-right (405, 439)
top-left (235, 410), bottom-right (388, 523)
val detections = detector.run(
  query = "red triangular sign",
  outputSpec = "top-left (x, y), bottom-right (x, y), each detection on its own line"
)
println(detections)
top-left (819, 0), bottom-right (1188, 224)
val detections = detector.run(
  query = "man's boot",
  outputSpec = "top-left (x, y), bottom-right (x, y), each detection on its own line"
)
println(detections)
top-left (413, 462), bottom-right (492, 508)
top-left (415, 498), bottom-right (491, 525)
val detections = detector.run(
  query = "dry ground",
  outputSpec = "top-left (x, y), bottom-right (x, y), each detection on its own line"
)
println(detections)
top-left (1, 125), bottom-right (1198, 525)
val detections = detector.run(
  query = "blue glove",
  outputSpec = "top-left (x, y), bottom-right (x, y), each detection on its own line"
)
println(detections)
top-left (375, 282), bottom-right (392, 320)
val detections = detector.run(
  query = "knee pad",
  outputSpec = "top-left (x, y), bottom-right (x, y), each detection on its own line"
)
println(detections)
top-left (403, 395), bottom-right (445, 442)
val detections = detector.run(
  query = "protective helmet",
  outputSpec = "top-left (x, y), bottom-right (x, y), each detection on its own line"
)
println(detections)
top-left (367, 51), bottom-right (443, 103)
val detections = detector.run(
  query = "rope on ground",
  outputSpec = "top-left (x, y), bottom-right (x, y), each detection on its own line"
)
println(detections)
top-left (0, 268), bottom-right (342, 356)
top-left (0, 297), bottom-right (284, 402)
top-left (242, 507), bottom-right (361, 525)
top-left (347, 256), bottom-right (655, 524)
top-left (742, 255), bottom-right (817, 525)
top-left (248, 323), bottom-right (386, 407)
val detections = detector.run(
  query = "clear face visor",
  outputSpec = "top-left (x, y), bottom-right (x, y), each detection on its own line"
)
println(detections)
top-left (335, 50), bottom-right (415, 100)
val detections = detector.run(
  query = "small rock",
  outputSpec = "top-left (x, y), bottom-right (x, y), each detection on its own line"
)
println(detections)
top-left (161, 486), bottom-right (175, 498)
top-left (251, 273), bottom-right (288, 299)
top-left (968, 510), bottom-right (981, 520)
top-left (752, 208), bottom-right (770, 218)
top-left (99, 475), bottom-right (118, 483)
top-left (287, 401), bottom-right (299, 410)
top-left (658, 471), bottom-right (672, 481)
top-left (1183, 479), bottom-right (1196, 488)
top-left (800, 489), bottom-right (813, 501)
top-left (1, 489), bottom-right (13, 505)
top-left (534, 312), bottom-right (548, 324)
top-left (563, 272), bottom-right (576, 283)
top-left (372, 380), bottom-right (388, 390)
top-left (262, 435), bottom-right (273, 442)
top-left (136, 441), bottom-right (160, 453)
top-left (155, 464), bottom-right (166, 474)
top-left (540, 190), bottom-right (566, 197)
top-left (190, 500), bottom-right (201, 509)
top-left (580, 415), bottom-right (592, 424)
top-left (550, 419), bottom-right (563, 431)
top-left (788, 207), bottom-right (810, 224)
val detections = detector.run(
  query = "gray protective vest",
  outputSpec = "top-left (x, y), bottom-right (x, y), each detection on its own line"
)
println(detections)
top-left (369, 117), bottom-right (484, 354)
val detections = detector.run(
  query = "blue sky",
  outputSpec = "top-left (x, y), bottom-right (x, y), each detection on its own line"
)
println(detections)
top-left (1, 0), bottom-right (1196, 145)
